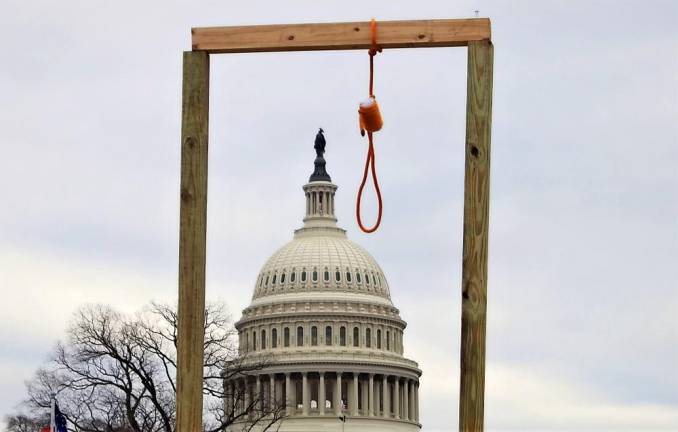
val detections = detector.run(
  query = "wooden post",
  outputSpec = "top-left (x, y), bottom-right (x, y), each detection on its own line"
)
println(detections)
top-left (459, 40), bottom-right (493, 431)
top-left (176, 50), bottom-right (209, 432)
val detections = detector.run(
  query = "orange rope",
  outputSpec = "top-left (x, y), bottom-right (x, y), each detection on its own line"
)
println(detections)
top-left (368, 18), bottom-right (378, 96)
top-left (356, 19), bottom-right (383, 234)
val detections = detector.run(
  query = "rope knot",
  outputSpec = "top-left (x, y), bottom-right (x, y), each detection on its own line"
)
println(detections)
top-left (368, 19), bottom-right (381, 57)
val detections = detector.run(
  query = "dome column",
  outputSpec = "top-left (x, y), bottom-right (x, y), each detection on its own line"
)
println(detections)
top-left (334, 372), bottom-right (342, 416)
top-left (318, 372), bottom-right (326, 416)
top-left (244, 377), bottom-right (251, 418)
top-left (237, 380), bottom-right (243, 415)
top-left (415, 381), bottom-right (420, 423)
top-left (285, 373), bottom-right (293, 416)
top-left (234, 380), bottom-right (239, 416)
top-left (403, 379), bottom-right (409, 421)
top-left (360, 376), bottom-right (368, 416)
top-left (394, 377), bottom-right (400, 419)
top-left (350, 373), bottom-right (359, 416)
top-left (374, 377), bottom-right (381, 416)
top-left (302, 372), bottom-right (310, 416)
top-left (409, 380), bottom-right (416, 421)
top-left (269, 374), bottom-right (276, 413)
top-left (225, 381), bottom-right (233, 417)
top-left (382, 375), bottom-right (389, 418)
top-left (256, 375), bottom-right (262, 412)
top-left (368, 374), bottom-right (374, 416)
top-left (233, 381), bottom-right (239, 416)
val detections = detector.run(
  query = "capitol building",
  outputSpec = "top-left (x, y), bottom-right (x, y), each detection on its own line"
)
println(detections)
top-left (226, 132), bottom-right (422, 431)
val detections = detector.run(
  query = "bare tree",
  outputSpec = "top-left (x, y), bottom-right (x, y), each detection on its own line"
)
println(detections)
top-left (4, 414), bottom-right (48, 432)
top-left (7, 302), bottom-right (285, 432)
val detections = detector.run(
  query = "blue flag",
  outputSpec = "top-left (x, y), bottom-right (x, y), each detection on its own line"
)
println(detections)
top-left (54, 402), bottom-right (67, 432)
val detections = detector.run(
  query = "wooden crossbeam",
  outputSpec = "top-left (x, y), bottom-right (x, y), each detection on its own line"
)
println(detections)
top-left (192, 18), bottom-right (491, 53)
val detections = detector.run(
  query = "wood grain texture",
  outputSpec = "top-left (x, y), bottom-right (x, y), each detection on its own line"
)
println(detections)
top-left (192, 18), bottom-right (490, 53)
top-left (176, 50), bottom-right (209, 432)
top-left (459, 40), bottom-right (493, 432)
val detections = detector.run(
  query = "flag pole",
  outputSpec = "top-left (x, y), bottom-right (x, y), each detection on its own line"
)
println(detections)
top-left (50, 395), bottom-right (55, 432)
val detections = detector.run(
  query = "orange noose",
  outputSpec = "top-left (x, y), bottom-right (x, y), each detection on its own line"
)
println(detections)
top-left (356, 19), bottom-right (384, 233)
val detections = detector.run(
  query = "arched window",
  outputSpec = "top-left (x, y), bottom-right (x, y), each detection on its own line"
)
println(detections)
top-left (366, 328), bottom-right (372, 348)
top-left (386, 330), bottom-right (390, 350)
top-left (340, 326), bottom-right (346, 346)
top-left (272, 328), bottom-right (278, 348)
top-left (272, 274), bottom-right (277, 285)
top-left (377, 329), bottom-right (382, 349)
top-left (281, 272), bottom-right (286, 284)
top-left (372, 275), bottom-right (377, 285)
top-left (259, 276), bottom-right (263, 287)
top-left (261, 330), bottom-right (267, 349)
top-left (346, 271), bottom-right (352, 282)
top-left (353, 327), bottom-right (359, 347)
top-left (252, 331), bottom-right (257, 351)
top-left (297, 326), bottom-right (304, 347)
top-left (301, 270), bottom-right (307, 282)
top-left (325, 326), bottom-right (332, 346)
top-left (335, 270), bottom-right (341, 282)
top-left (284, 327), bottom-right (290, 347)
top-left (291, 271), bottom-right (296, 283)
top-left (356, 272), bottom-right (362, 283)
top-left (365, 273), bottom-right (370, 285)
top-left (312, 270), bottom-right (318, 282)
top-left (311, 326), bottom-right (318, 346)
top-left (324, 270), bottom-right (330, 282)
top-left (265, 275), bottom-right (269, 286)
top-left (244, 332), bottom-right (249, 352)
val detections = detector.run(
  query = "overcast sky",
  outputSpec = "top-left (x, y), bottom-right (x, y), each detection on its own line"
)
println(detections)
top-left (1, 1), bottom-right (677, 431)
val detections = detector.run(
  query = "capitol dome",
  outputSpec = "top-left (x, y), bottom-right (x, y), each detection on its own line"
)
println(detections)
top-left (225, 130), bottom-right (421, 432)
top-left (252, 226), bottom-right (392, 303)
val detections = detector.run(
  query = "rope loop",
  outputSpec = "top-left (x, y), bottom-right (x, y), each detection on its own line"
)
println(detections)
top-left (356, 132), bottom-right (383, 233)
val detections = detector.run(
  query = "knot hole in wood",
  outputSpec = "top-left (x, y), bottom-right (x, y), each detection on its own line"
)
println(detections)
top-left (180, 187), bottom-right (193, 202)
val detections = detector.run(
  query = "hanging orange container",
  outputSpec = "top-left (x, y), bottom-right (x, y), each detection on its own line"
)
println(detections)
top-left (358, 96), bottom-right (383, 134)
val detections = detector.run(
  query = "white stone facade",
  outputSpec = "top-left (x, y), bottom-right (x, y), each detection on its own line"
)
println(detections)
top-left (226, 175), bottom-right (421, 431)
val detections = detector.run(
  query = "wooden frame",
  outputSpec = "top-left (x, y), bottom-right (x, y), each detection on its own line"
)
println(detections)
top-left (177, 18), bottom-right (493, 432)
